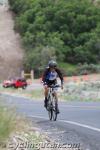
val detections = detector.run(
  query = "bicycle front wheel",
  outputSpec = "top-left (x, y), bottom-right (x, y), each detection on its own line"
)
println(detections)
top-left (52, 109), bottom-right (57, 121)
top-left (52, 97), bottom-right (57, 121)
top-left (47, 96), bottom-right (53, 121)
top-left (48, 109), bottom-right (53, 120)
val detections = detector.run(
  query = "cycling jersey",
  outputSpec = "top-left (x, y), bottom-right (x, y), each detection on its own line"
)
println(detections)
top-left (42, 68), bottom-right (63, 85)
top-left (46, 71), bottom-right (57, 81)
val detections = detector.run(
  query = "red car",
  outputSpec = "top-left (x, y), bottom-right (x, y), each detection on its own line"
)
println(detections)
top-left (3, 78), bottom-right (27, 89)
top-left (13, 78), bottom-right (27, 89)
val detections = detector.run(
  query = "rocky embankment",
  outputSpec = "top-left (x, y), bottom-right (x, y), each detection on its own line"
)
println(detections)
top-left (0, 3), bottom-right (24, 80)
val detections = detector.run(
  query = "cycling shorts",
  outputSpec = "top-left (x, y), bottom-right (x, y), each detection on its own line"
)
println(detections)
top-left (44, 79), bottom-right (57, 87)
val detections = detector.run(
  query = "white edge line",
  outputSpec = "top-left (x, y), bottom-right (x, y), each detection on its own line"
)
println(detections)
top-left (29, 115), bottom-right (100, 133)
top-left (29, 115), bottom-right (48, 120)
top-left (59, 120), bottom-right (100, 132)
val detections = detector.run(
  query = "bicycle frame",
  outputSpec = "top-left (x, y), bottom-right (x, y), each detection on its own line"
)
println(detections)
top-left (47, 84), bottom-right (60, 121)
top-left (48, 88), bottom-right (54, 107)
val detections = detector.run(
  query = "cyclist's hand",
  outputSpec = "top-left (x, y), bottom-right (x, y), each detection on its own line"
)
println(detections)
top-left (42, 81), bottom-right (46, 86)
top-left (42, 82), bottom-right (48, 88)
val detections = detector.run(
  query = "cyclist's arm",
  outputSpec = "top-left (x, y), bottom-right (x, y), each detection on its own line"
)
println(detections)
top-left (42, 68), bottom-right (48, 83)
top-left (56, 68), bottom-right (64, 86)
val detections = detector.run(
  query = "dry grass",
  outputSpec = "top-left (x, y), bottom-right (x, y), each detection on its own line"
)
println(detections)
top-left (0, 106), bottom-right (16, 142)
top-left (0, 97), bottom-right (44, 150)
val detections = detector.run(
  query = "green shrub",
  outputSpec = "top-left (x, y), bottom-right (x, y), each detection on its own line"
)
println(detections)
top-left (0, 106), bottom-right (15, 141)
top-left (9, 0), bottom-right (100, 72)
top-left (77, 63), bottom-right (100, 75)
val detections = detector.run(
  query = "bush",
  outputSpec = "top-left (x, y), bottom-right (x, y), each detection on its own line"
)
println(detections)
top-left (77, 63), bottom-right (100, 75)
top-left (0, 106), bottom-right (15, 141)
top-left (9, 0), bottom-right (100, 72)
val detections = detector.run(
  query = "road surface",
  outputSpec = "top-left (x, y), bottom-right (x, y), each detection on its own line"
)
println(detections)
top-left (0, 94), bottom-right (100, 150)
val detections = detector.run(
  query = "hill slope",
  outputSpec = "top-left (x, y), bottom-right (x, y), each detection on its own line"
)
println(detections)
top-left (0, 4), bottom-right (24, 80)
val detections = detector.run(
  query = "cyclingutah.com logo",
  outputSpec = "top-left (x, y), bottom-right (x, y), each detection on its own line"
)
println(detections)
top-left (7, 141), bottom-right (81, 150)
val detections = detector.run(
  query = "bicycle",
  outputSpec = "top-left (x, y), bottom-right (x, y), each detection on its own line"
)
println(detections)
top-left (46, 84), bottom-right (60, 121)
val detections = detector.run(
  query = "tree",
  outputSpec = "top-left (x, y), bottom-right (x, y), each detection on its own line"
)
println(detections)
top-left (9, 0), bottom-right (100, 69)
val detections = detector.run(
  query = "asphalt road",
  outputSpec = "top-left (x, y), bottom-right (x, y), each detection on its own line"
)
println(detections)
top-left (0, 94), bottom-right (100, 150)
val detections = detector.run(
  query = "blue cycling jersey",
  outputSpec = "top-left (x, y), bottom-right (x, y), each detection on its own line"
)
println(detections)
top-left (46, 71), bottom-right (57, 81)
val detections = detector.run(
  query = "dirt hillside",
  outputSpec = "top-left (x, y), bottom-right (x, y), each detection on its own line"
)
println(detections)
top-left (0, 4), bottom-right (24, 80)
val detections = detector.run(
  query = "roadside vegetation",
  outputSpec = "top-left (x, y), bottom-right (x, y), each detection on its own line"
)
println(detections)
top-left (63, 81), bottom-right (100, 101)
top-left (1, 78), bottom-right (100, 101)
top-left (0, 97), bottom-right (45, 150)
top-left (0, 105), bottom-right (15, 142)
top-left (8, 0), bottom-right (100, 77)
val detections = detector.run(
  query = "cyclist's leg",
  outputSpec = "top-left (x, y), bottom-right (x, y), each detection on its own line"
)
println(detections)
top-left (53, 91), bottom-right (60, 113)
top-left (44, 80), bottom-right (54, 108)
top-left (44, 85), bottom-right (49, 108)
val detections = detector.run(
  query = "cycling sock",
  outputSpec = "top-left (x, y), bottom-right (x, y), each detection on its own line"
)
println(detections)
top-left (44, 97), bottom-right (48, 107)
top-left (45, 97), bottom-right (48, 101)
top-left (55, 102), bottom-right (59, 110)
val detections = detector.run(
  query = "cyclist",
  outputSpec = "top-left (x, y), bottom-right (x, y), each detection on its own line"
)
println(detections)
top-left (42, 60), bottom-right (64, 113)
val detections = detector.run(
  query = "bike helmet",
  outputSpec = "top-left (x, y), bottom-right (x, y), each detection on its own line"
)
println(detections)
top-left (48, 60), bottom-right (57, 68)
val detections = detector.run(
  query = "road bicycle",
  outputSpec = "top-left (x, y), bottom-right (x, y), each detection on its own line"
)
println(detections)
top-left (46, 84), bottom-right (60, 121)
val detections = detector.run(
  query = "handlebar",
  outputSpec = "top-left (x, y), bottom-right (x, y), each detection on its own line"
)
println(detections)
top-left (49, 84), bottom-right (61, 88)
